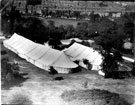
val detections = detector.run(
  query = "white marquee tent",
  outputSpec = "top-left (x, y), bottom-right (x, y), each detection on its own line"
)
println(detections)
top-left (4, 33), bottom-right (23, 50)
top-left (3, 33), bottom-right (78, 73)
top-left (64, 42), bottom-right (103, 70)
top-left (24, 44), bottom-right (51, 64)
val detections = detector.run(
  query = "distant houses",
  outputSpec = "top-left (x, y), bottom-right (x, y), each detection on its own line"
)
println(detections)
top-left (13, 0), bottom-right (134, 17)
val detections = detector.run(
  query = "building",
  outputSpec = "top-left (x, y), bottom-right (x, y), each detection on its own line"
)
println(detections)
top-left (13, 0), bottom-right (134, 16)
top-left (41, 0), bottom-right (125, 17)
top-left (13, 0), bottom-right (27, 14)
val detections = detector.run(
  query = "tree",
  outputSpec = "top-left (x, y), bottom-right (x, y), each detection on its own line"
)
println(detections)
top-left (121, 13), bottom-right (135, 75)
top-left (58, 25), bottom-right (66, 39)
top-left (75, 22), bottom-right (88, 39)
top-left (89, 11), bottom-right (100, 23)
top-left (26, 0), bottom-right (41, 14)
top-left (100, 49), bottom-right (123, 79)
top-left (13, 17), bottom-right (49, 44)
top-left (64, 24), bottom-right (75, 39)
top-left (83, 59), bottom-right (92, 70)
top-left (48, 38), bottom-right (62, 50)
top-left (73, 11), bottom-right (80, 19)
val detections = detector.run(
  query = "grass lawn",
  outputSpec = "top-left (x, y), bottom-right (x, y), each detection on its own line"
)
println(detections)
top-left (1, 39), bottom-right (135, 105)
top-left (23, 16), bottom-right (87, 27)
top-left (43, 18), bottom-right (87, 27)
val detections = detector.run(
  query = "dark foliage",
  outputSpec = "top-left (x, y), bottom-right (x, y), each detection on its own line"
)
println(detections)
top-left (49, 67), bottom-right (58, 75)
top-left (14, 17), bottom-right (49, 44)
top-left (1, 50), bottom-right (7, 55)
top-left (54, 76), bottom-right (64, 81)
top-left (74, 60), bottom-right (80, 65)
top-left (132, 62), bottom-right (135, 76)
top-left (100, 49), bottom-right (123, 79)
top-left (66, 39), bottom-right (76, 48)
top-left (1, 58), bottom-right (28, 89)
top-left (70, 67), bottom-right (82, 73)
top-left (27, 0), bottom-right (41, 5)
top-left (48, 38), bottom-right (62, 50)
top-left (83, 59), bottom-right (92, 70)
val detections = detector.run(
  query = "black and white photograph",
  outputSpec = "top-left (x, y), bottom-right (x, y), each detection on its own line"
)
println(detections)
top-left (0, 0), bottom-right (135, 104)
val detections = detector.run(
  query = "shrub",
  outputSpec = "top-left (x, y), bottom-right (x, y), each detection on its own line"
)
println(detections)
top-left (49, 67), bottom-right (58, 75)
top-left (100, 50), bottom-right (123, 79)
top-left (54, 76), bottom-right (64, 81)
top-left (83, 59), bottom-right (92, 70)
top-left (1, 50), bottom-right (7, 55)
top-left (70, 67), bottom-right (81, 73)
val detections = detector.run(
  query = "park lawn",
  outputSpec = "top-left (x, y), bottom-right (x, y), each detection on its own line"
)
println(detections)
top-left (1, 39), bottom-right (135, 105)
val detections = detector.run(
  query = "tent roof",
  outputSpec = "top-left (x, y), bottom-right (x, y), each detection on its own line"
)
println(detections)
top-left (4, 33), bottom-right (78, 71)
top-left (35, 48), bottom-right (78, 68)
top-left (64, 42), bottom-right (103, 66)
top-left (17, 42), bottom-right (38, 54)
top-left (4, 33), bottom-right (22, 48)
top-left (26, 44), bottom-right (50, 60)
top-left (52, 52), bottom-right (78, 68)
top-left (36, 48), bottom-right (62, 66)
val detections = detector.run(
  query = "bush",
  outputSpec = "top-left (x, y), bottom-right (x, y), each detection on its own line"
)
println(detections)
top-left (70, 67), bottom-right (81, 73)
top-left (49, 67), bottom-right (58, 75)
top-left (83, 59), bottom-right (92, 70)
top-left (1, 50), bottom-right (7, 55)
top-left (54, 76), bottom-right (64, 81)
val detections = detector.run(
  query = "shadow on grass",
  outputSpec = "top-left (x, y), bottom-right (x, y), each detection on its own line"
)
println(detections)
top-left (4, 93), bottom-right (33, 105)
top-left (61, 89), bottom-right (131, 105)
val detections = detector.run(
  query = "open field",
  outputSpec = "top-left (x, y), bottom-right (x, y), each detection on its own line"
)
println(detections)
top-left (1, 39), bottom-right (135, 105)
top-left (43, 18), bottom-right (87, 27)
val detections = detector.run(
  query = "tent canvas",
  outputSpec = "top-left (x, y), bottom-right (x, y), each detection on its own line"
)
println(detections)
top-left (64, 42), bottom-right (103, 70)
top-left (9, 37), bottom-right (29, 53)
top-left (18, 42), bottom-right (38, 59)
top-left (52, 52), bottom-right (78, 73)
top-left (34, 48), bottom-right (78, 73)
top-left (25, 44), bottom-right (50, 64)
top-left (4, 33), bottom-right (78, 73)
top-left (11, 40), bottom-right (32, 54)
top-left (5, 37), bottom-right (25, 52)
top-left (52, 52), bottom-right (78, 68)
top-left (3, 33), bottom-right (22, 50)
top-left (34, 49), bottom-right (62, 70)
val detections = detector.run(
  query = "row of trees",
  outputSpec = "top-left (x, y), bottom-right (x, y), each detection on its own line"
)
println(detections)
top-left (2, 7), bottom-right (134, 54)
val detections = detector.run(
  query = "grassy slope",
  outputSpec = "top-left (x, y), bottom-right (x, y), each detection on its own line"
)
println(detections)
top-left (1, 41), bottom-right (135, 105)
